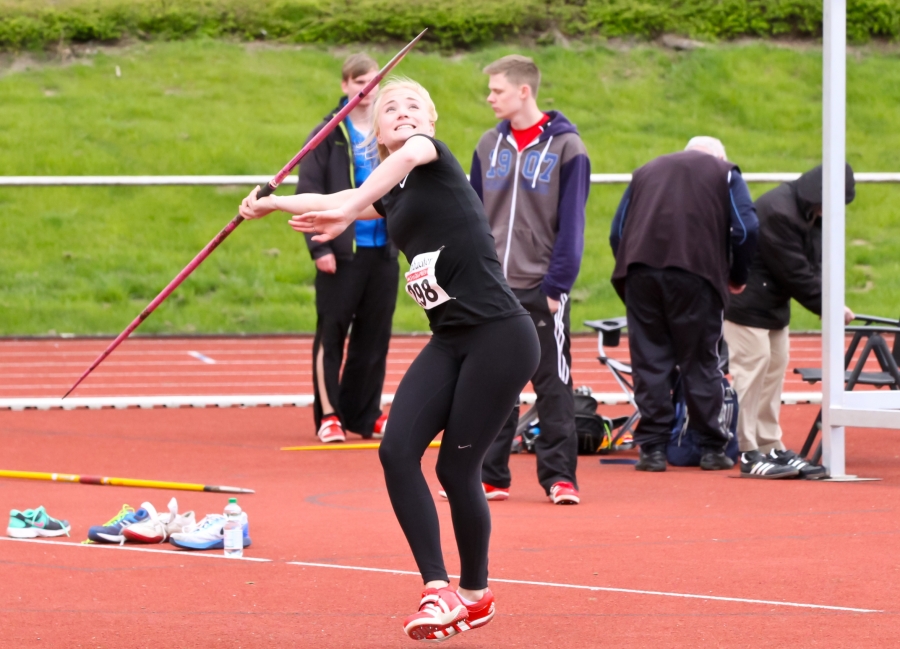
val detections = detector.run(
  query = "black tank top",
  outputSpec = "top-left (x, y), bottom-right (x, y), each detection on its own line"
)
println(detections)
top-left (374, 136), bottom-right (526, 332)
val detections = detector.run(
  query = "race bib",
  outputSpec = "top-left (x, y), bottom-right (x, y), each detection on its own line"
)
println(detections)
top-left (404, 249), bottom-right (452, 310)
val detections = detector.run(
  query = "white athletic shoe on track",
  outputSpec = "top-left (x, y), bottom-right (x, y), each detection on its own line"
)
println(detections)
top-left (123, 498), bottom-right (196, 543)
top-left (168, 512), bottom-right (251, 551)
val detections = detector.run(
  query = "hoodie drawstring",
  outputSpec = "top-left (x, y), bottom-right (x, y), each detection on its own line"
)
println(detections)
top-left (489, 132), bottom-right (503, 170)
top-left (531, 136), bottom-right (553, 189)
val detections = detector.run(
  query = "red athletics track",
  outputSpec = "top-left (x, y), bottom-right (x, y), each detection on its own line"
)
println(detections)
top-left (0, 333), bottom-right (890, 399)
top-left (1, 334), bottom-right (898, 648)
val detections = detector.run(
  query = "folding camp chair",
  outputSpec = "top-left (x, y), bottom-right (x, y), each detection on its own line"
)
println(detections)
top-left (794, 314), bottom-right (900, 464)
top-left (584, 317), bottom-right (638, 448)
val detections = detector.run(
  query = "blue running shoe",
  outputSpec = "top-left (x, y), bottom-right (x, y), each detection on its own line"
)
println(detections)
top-left (88, 503), bottom-right (151, 544)
top-left (169, 513), bottom-right (251, 551)
top-left (7, 506), bottom-right (71, 538)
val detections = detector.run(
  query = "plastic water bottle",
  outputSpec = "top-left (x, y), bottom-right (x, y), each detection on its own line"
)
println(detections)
top-left (223, 498), bottom-right (243, 558)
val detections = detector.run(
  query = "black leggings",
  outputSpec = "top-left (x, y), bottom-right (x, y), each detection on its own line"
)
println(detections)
top-left (379, 315), bottom-right (539, 590)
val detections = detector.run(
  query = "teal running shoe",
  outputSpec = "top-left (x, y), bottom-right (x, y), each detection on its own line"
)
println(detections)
top-left (7, 506), bottom-right (71, 538)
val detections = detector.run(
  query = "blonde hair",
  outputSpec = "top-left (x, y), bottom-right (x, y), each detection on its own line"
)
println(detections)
top-left (483, 55), bottom-right (541, 98)
top-left (368, 78), bottom-right (438, 161)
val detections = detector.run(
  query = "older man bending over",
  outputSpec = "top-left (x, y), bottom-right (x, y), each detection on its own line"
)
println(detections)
top-left (610, 137), bottom-right (759, 472)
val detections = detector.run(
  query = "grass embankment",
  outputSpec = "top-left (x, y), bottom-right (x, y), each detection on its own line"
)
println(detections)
top-left (1, 0), bottom-right (899, 51)
top-left (1, 41), bottom-right (899, 335)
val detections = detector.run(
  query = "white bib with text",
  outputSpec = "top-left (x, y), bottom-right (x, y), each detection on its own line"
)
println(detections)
top-left (404, 249), bottom-right (452, 310)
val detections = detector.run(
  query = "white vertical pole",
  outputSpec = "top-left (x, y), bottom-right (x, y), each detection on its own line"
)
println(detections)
top-left (821, 0), bottom-right (847, 476)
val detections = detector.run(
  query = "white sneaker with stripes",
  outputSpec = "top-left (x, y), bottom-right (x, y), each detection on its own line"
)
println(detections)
top-left (739, 451), bottom-right (800, 479)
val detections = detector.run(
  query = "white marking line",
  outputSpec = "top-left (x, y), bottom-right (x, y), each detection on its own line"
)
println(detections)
top-left (0, 536), bottom-right (271, 561)
top-left (286, 561), bottom-right (881, 614)
top-left (1, 540), bottom-right (880, 613)
top-left (0, 392), bottom-right (825, 411)
top-left (188, 351), bottom-right (217, 364)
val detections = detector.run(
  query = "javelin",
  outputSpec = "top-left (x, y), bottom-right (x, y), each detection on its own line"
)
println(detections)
top-left (0, 469), bottom-right (254, 494)
top-left (62, 29), bottom-right (428, 399)
top-left (281, 440), bottom-right (441, 451)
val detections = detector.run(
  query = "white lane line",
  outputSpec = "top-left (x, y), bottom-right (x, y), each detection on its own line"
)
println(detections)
top-left (1, 372), bottom-right (309, 379)
top-left (0, 392), bottom-right (826, 411)
top-left (286, 561), bottom-right (881, 613)
top-left (2, 540), bottom-right (881, 612)
top-left (0, 537), bottom-right (271, 561)
top-left (188, 351), bottom-right (217, 365)
top-left (0, 361), bottom-right (307, 368)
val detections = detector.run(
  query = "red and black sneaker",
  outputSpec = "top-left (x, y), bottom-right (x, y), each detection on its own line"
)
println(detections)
top-left (403, 587), bottom-right (468, 641)
top-left (425, 588), bottom-right (496, 642)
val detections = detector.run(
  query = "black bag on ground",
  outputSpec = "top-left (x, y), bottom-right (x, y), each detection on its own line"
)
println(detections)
top-left (574, 388), bottom-right (613, 455)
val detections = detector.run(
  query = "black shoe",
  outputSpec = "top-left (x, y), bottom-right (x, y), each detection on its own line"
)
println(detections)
top-left (699, 449), bottom-right (735, 471)
top-left (635, 448), bottom-right (667, 472)
top-left (739, 450), bottom-right (799, 479)
top-left (768, 449), bottom-right (828, 479)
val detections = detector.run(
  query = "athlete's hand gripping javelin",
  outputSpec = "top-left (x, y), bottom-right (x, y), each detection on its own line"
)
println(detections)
top-left (239, 99), bottom-right (439, 242)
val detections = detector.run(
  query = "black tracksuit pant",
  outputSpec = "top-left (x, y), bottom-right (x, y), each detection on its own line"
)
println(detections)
top-left (312, 246), bottom-right (399, 437)
top-left (624, 266), bottom-right (728, 453)
top-left (379, 314), bottom-right (539, 589)
top-left (481, 287), bottom-right (579, 493)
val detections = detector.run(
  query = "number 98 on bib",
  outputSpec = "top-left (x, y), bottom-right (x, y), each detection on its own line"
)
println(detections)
top-left (404, 249), bottom-right (452, 310)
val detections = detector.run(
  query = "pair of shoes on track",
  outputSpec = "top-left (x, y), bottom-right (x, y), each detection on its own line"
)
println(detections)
top-left (404, 587), bottom-right (495, 642)
top-left (437, 481), bottom-right (580, 504)
top-left (7, 506), bottom-right (70, 539)
top-left (317, 413), bottom-right (388, 443)
top-left (635, 448), bottom-right (735, 471)
top-left (87, 499), bottom-right (195, 544)
top-left (740, 449), bottom-right (828, 479)
top-left (438, 483), bottom-right (510, 502)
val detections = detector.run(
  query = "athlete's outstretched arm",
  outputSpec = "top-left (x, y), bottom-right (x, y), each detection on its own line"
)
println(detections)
top-left (238, 188), bottom-right (358, 221)
top-left (290, 135), bottom-right (438, 242)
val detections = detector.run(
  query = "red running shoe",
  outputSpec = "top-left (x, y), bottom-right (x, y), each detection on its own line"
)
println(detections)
top-left (403, 588), bottom-right (468, 641)
top-left (438, 483), bottom-right (509, 501)
top-left (317, 415), bottom-right (345, 444)
top-left (373, 414), bottom-right (388, 439)
top-left (549, 481), bottom-right (580, 505)
top-left (425, 589), bottom-right (496, 642)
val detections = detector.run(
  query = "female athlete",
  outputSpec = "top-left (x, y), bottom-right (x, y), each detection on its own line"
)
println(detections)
top-left (239, 79), bottom-right (539, 642)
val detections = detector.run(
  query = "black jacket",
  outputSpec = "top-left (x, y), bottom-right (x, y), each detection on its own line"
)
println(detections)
top-left (610, 150), bottom-right (756, 306)
top-left (294, 99), bottom-right (397, 262)
top-left (725, 164), bottom-right (855, 330)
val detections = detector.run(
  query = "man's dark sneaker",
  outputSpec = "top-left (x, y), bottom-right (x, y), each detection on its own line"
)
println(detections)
top-left (768, 449), bottom-right (828, 479)
top-left (699, 450), bottom-right (735, 471)
top-left (739, 450), bottom-right (799, 479)
top-left (635, 448), bottom-right (667, 472)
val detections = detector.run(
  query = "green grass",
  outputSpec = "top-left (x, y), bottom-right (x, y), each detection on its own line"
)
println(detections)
top-left (1, 0), bottom-right (899, 50)
top-left (1, 40), bottom-right (899, 335)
